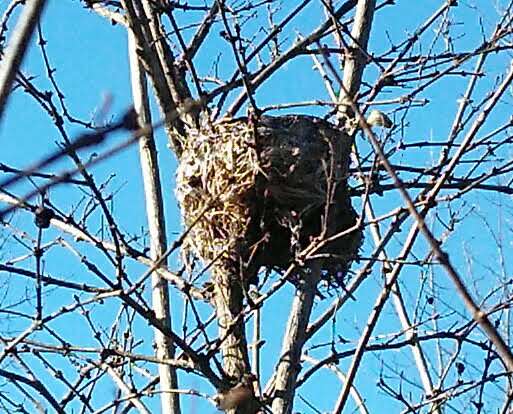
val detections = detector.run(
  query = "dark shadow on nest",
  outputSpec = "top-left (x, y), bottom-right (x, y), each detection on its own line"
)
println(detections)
top-left (176, 114), bottom-right (362, 293)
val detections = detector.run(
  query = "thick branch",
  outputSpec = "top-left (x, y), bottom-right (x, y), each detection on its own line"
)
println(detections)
top-left (121, 0), bottom-right (189, 155)
top-left (271, 262), bottom-right (322, 414)
top-left (0, 0), bottom-right (48, 124)
top-left (337, 0), bottom-right (376, 121)
top-left (128, 32), bottom-right (181, 414)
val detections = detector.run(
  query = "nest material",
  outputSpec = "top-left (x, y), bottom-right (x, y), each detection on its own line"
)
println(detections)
top-left (176, 114), bottom-right (361, 285)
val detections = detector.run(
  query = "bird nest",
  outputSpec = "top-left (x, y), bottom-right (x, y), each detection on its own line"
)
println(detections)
top-left (175, 114), bottom-right (361, 286)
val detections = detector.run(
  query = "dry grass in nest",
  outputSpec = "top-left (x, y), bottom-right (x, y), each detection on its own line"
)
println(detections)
top-left (176, 114), bottom-right (361, 287)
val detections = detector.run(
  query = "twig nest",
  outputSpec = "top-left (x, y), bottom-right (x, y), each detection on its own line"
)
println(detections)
top-left (176, 114), bottom-right (361, 286)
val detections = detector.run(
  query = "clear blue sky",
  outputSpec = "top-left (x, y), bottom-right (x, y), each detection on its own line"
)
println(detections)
top-left (1, 1), bottom-right (512, 413)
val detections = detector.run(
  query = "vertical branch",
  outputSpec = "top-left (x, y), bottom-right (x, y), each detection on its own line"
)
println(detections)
top-left (138, 0), bottom-right (194, 107)
top-left (251, 295), bottom-right (261, 387)
top-left (0, 0), bottom-right (48, 123)
top-left (217, 0), bottom-right (259, 114)
top-left (337, 0), bottom-right (376, 123)
top-left (318, 8), bottom-right (439, 406)
top-left (224, 0), bottom-right (358, 117)
top-left (34, 227), bottom-right (43, 321)
top-left (121, 0), bottom-right (195, 156)
top-left (212, 266), bottom-right (251, 380)
top-left (211, 264), bottom-right (259, 414)
top-left (271, 262), bottom-right (322, 414)
top-left (128, 32), bottom-right (180, 414)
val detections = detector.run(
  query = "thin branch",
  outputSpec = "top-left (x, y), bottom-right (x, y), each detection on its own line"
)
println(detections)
top-left (0, 368), bottom-right (65, 414)
top-left (332, 62), bottom-right (513, 411)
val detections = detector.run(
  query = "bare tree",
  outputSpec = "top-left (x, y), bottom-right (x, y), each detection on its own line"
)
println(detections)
top-left (1, 1), bottom-right (513, 413)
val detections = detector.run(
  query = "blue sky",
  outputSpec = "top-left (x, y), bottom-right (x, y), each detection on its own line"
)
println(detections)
top-left (1, 1), bottom-right (513, 413)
